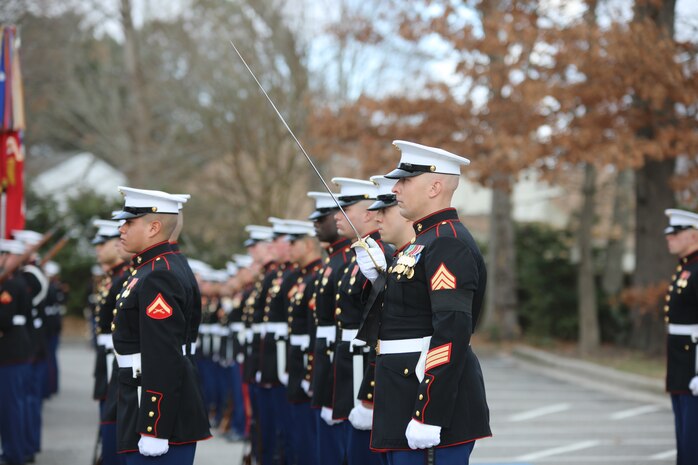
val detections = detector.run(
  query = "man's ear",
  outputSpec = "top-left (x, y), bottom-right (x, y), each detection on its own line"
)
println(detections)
top-left (428, 178), bottom-right (443, 199)
top-left (148, 219), bottom-right (162, 238)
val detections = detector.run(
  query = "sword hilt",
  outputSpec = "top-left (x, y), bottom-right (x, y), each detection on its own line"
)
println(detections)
top-left (351, 238), bottom-right (386, 273)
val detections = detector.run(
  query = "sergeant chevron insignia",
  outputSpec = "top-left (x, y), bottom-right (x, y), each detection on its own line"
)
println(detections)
top-left (146, 293), bottom-right (173, 319)
top-left (431, 263), bottom-right (456, 290)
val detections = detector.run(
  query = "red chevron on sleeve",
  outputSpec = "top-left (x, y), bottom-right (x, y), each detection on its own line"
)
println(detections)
top-left (425, 343), bottom-right (452, 371)
top-left (430, 263), bottom-right (456, 290)
top-left (146, 293), bottom-right (173, 319)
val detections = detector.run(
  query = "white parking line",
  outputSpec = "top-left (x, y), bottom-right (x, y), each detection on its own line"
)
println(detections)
top-left (516, 440), bottom-right (601, 461)
top-left (610, 404), bottom-right (663, 420)
top-left (508, 403), bottom-right (571, 422)
top-left (650, 449), bottom-right (677, 460)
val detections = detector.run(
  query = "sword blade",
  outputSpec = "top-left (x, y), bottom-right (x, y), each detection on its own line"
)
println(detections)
top-left (229, 40), bottom-right (362, 242)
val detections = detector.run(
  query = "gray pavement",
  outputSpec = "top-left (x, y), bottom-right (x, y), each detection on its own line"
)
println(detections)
top-left (27, 341), bottom-right (675, 465)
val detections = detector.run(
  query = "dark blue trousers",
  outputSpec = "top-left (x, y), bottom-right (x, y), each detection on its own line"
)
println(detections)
top-left (289, 402), bottom-right (317, 465)
top-left (228, 363), bottom-right (246, 436)
top-left (672, 393), bottom-right (698, 465)
top-left (212, 363), bottom-right (227, 426)
top-left (101, 422), bottom-right (125, 465)
top-left (385, 441), bottom-right (475, 465)
top-left (24, 361), bottom-right (43, 455)
top-left (45, 334), bottom-right (60, 397)
top-left (0, 363), bottom-right (27, 465)
top-left (257, 385), bottom-right (291, 465)
top-left (314, 409), bottom-right (347, 465)
top-left (123, 443), bottom-right (196, 465)
top-left (348, 426), bottom-right (384, 465)
top-left (196, 359), bottom-right (215, 421)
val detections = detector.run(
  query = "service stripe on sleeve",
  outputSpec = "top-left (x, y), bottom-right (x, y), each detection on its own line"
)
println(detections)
top-left (425, 343), bottom-right (452, 371)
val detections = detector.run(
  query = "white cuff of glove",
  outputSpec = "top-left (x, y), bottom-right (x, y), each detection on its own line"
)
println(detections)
top-left (689, 376), bottom-right (698, 396)
top-left (138, 436), bottom-right (169, 456)
top-left (255, 371), bottom-right (262, 383)
top-left (321, 406), bottom-right (343, 426)
top-left (348, 403), bottom-right (373, 430)
top-left (301, 379), bottom-right (312, 396)
top-left (354, 237), bottom-right (386, 283)
top-left (405, 419), bottom-right (441, 450)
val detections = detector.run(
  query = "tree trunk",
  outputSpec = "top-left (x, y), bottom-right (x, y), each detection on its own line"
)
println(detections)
top-left (630, 0), bottom-right (677, 355)
top-left (632, 159), bottom-right (674, 354)
top-left (483, 174), bottom-right (520, 340)
top-left (578, 163), bottom-right (600, 355)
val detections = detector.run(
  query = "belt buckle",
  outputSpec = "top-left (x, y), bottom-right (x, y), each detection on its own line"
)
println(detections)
top-left (376, 340), bottom-right (380, 355)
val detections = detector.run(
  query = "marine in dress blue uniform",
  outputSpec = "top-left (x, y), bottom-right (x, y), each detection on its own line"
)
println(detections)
top-left (355, 141), bottom-right (491, 465)
top-left (663, 209), bottom-right (698, 465)
top-left (242, 225), bottom-right (280, 465)
top-left (307, 191), bottom-right (352, 465)
top-left (0, 239), bottom-right (33, 465)
top-left (111, 187), bottom-right (210, 465)
top-left (91, 219), bottom-right (132, 465)
top-left (13, 230), bottom-right (50, 463)
top-left (330, 177), bottom-right (392, 465)
top-left (285, 221), bottom-right (323, 465)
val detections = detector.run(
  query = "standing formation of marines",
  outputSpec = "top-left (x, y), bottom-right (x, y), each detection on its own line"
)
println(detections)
top-left (0, 234), bottom-right (66, 465)
top-left (3, 138), bottom-right (697, 465)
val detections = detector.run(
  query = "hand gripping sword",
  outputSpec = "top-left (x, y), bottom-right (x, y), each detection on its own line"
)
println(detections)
top-left (229, 40), bottom-right (384, 271)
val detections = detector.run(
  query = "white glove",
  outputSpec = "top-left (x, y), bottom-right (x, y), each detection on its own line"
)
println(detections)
top-left (348, 403), bottom-right (373, 430)
top-left (236, 353), bottom-right (244, 364)
top-left (301, 379), bottom-right (312, 396)
top-left (255, 371), bottom-right (262, 383)
top-left (321, 406), bottom-right (343, 426)
top-left (405, 419), bottom-right (441, 450)
top-left (353, 237), bottom-right (386, 283)
top-left (690, 376), bottom-right (698, 396)
top-left (278, 372), bottom-right (289, 386)
top-left (138, 435), bottom-right (169, 456)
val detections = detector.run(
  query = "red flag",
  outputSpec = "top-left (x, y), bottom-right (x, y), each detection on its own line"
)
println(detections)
top-left (1, 131), bottom-right (25, 238)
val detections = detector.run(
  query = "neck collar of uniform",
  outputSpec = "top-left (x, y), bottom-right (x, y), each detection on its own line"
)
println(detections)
top-left (328, 238), bottom-right (351, 257)
top-left (108, 261), bottom-right (129, 276)
top-left (413, 208), bottom-right (458, 236)
top-left (680, 249), bottom-right (698, 265)
top-left (132, 241), bottom-right (171, 267)
top-left (302, 257), bottom-right (322, 273)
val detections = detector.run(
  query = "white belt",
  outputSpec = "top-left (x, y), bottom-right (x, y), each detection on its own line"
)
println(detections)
top-left (116, 352), bottom-right (141, 369)
top-left (316, 325), bottom-right (336, 343)
top-left (199, 324), bottom-right (213, 334)
top-left (290, 334), bottom-right (310, 350)
top-left (97, 334), bottom-right (114, 350)
top-left (12, 315), bottom-right (26, 326)
top-left (341, 328), bottom-right (359, 342)
top-left (213, 325), bottom-right (229, 336)
top-left (245, 328), bottom-right (254, 344)
top-left (378, 337), bottom-right (430, 354)
top-left (265, 322), bottom-right (288, 338)
top-left (230, 322), bottom-right (245, 332)
top-left (252, 323), bottom-right (264, 334)
top-left (668, 324), bottom-right (698, 338)
top-left (378, 336), bottom-right (431, 382)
